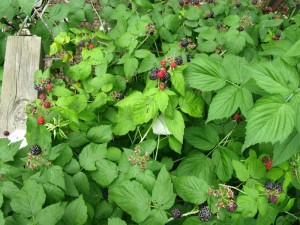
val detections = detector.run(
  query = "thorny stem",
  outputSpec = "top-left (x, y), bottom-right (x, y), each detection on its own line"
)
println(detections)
top-left (139, 116), bottom-right (158, 143)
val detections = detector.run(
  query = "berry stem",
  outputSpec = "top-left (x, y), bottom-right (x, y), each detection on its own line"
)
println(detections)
top-left (154, 135), bottom-right (160, 161)
top-left (166, 206), bottom-right (200, 223)
top-left (219, 184), bottom-right (247, 195)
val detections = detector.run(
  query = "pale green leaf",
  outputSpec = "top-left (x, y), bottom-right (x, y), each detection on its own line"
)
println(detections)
top-left (140, 209), bottom-right (168, 225)
top-left (212, 147), bottom-right (234, 182)
top-left (87, 125), bottom-right (113, 143)
top-left (170, 68), bottom-right (185, 96)
top-left (108, 218), bottom-right (127, 225)
top-left (46, 165), bottom-right (66, 190)
top-left (236, 195), bottom-right (257, 217)
top-left (124, 58), bottom-right (138, 80)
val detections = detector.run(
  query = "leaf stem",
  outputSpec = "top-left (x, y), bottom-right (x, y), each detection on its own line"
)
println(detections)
top-left (154, 135), bottom-right (160, 161)
top-left (166, 206), bottom-right (199, 223)
top-left (139, 116), bottom-right (157, 143)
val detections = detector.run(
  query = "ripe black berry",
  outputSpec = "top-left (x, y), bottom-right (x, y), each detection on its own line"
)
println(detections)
top-left (164, 72), bottom-right (171, 81)
top-left (175, 56), bottom-right (183, 65)
top-left (192, 0), bottom-right (200, 4)
top-left (102, 188), bottom-right (109, 200)
top-left (235, 2), bottom-right (241, 7)
top-left (29, 145), bottom-right (42, 155)
top-left (179, 0), bottom-right (184, 6)
top-left (274, 184), bottom-right (283, 194)
top-left (171, 208), bottom-right (182, 219)
top-left (264, 181), bottom-right (275, 190)
top-left (261, 156), bottom-right (270, 164)
top-left (226, 200), bottom-right (238, 212)
top-left (238, 26), bottom-right (244, 32)
top-left (252, 0), bottom-right (257, 5)
top-left (186, 54), bottom-right (193, 62)
top-left (127, 2), bottom-right (132, 9)
top-left (275, 33), bottom-right (281, 38)
top-left (180, 38), bottom-right (189, 47)
top-left (3, 131), bottom-right (10, 136)
top-left (268, 195), bottom-right (278, 203)
top-left (209, 11), bottom-right (214, 18)
top-left (78, 40), bottom-right (85, 47)
top-left (45, 78), bottom-right (51, 84)
top-left (217, 23), bottom-right (222, 29)
top-left (198, 206), bottom-right (212, 222)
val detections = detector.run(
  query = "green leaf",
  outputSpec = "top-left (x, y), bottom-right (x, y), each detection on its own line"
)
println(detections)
top-left (35, 203), bottom-right (66, 225)
top-left (237, 195), bottom-right (257, 217)
top-left (184, 7), bottom-right (200, 20)
top-left (152, 166), bottom-right (176, 210)
top-left (207, 85), bottom-right (242, 122)
top-left (169, 68), bottom-right (185, 96)
top-left (45, 165), bottom-right (66, 190)
top-left (163, 14), bottom-right (182, 32)
top-left (116, 32), bottom-right (135, 48)
top-left (184, 124), bottom-right (219, 151)
top-left (155, 90), bottom-right (169, 114)
top-left (140, 209), bottom-right (168, 225)
top-left (108, 218), bottom-right (127, 225)
top-left (109, 180), bottom-right (151, 223)
top-left (48, 4), bottom-right (70, 21)
top-left (64, 173), bottom-right (79, 197)
top-left (223, 54), bottom-right (250, 84)
top-left (232, 160), bottom-right (249, 182)
top-left (261, 19), bottom-right (283, 27)
top-left (246, 60), bottom-right (299, 96)
top-left (168, 136), bottom-right (182, 154)
top-left (197, 40), bottom-right (217, 53)
top-left (10, 180), bottom-right (46, 218)
top-left (223, 15), bottom-right (240, 26)
top-left (244, 95), bottom-right (296, 149)
top-left (124, 58), bottom-right (138, 80)
top-left (179, 90), bottom-right (204, 117)
top-left (173, 176), bottom-right (209, 205)
top-left (0, 139), bottom-right (20, 162)
top-left (225, 30), bottom-right (246, 54)
top-left (18, 0), bottom-right (35, 15)
top-left (176, 153), bottom-right (215, 185)
top-left (73, 172), bottom-right (90, 195)
top-left (87, 125), bottom-right (113, 143)
top-left (79, 143), bottom-right (107, 171)
top-left (165, 110), bottom-right (185, 143)
top-left (63, 195), bottom-right (87, 225)
top-left (197, 27), bottom-right (218, 41)
top-left (91, 159), bottom-right (119, 186)
top-left (67, 62), bottom-right (92, 81)
top-left (284, 39), bottom-right (300, 57)
top-left (273, 131), bottom-right (300, 166)
top-left (245, 152), bottom-right (266, 179)
top-left (184, 56), bottom-right (226, 91)
top-left (257, 197), bottom-right (278, 225)
top-left (212, 147), bottom-right (234, 182)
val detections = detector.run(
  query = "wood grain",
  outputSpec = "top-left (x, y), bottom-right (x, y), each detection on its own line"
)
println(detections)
top-left (0, 36), bottom-right (43, 138)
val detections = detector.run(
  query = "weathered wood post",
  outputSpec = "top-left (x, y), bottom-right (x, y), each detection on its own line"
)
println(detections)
top-left (0, 36), bottom-right (43, 139)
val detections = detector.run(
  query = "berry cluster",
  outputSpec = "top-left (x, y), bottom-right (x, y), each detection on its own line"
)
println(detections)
top-left (149, 56), bottom-right (184, 90)
top-left (33, 78), bottom-right (54, 125)
top-left (208, 184), bottom-right (238, 213)
top-left (233, 113), bottom-right (244, 123)
top-left (272, 32), bottom-right (281, 41)
top-left (198, 205), bottom-right (212, 222)
top-left (264, 181), bottom-right (283, 203)
top-left (204, 10), bottom-right (214, 19)
top-left (145, 23), bottom-right (155, 36)
top-left (178, 0), bottom-right (200, 8)
top-left (77, 39), bottom-right (95, 49)
top-left (128, 145), bottom-right (150, 170)
top-left (26, 145), bottom-right (51, 170)
top-left (262, 156), bottom-right (272, 170)
top-left (178, 38), bottom-right (196, 49)
top-left (110, 91), bottom-right (125, 101)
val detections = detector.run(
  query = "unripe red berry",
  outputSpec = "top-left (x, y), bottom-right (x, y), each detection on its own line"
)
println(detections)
top-left (88, 43), bottom-right (94, 49)
top-left (159, 83), bottom-right (166, 90)
top-left (266, 161), bottom-right (272, 170)
top-left (39, 93), bottom-right (46, 101)
top-left (161, 67), bottom-right (167, 73)
top-left (170, 62), bottom-right (177, 68)
top-left (160, 59), bottom-right (166, 66)
top-left (43, 102), bottom-right (51, 108)
top-left (233, 113), bottom-right (240, 120)
top-left (46, 84), bottom-right (53, 91)
top-left (157, 71), bottom-right (165, 79)
top-left (37, 117), bottom-right (45, 125)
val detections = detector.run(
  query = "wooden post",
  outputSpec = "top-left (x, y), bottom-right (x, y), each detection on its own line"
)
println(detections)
top-left (0, 36), bottom-right (43, 139)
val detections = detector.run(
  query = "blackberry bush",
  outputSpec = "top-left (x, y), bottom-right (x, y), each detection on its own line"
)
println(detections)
top-left (29, 145), bottom-right (42, 155)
